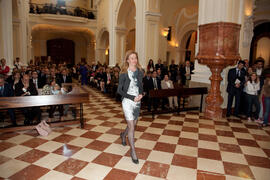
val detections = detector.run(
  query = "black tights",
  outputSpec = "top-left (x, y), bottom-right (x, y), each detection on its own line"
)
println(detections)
top-left (122, 119), bottom-right (138, 159)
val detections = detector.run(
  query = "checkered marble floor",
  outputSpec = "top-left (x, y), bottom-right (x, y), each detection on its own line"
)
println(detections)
top-left (0, 86), bottom-right (270, 180)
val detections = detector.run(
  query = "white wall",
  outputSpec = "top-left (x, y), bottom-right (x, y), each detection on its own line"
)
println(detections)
top-left (159, 0), bottom-right (198, 64)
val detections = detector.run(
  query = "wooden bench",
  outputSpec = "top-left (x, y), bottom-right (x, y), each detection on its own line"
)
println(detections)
top-left (0, 92), bottom-right (89, 133)
top-left (146, 87), bottom-right (208, 118)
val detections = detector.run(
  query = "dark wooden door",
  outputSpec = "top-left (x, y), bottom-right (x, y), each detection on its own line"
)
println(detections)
top-left (47, 39), bottom-right (75, 65)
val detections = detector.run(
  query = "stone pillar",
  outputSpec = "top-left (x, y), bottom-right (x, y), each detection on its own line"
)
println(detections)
top-left (196, 0), bottom-right (243, 119)
top-left (0, 0), bottom-right (13, 67)
top-left (87, 41), bottom-right (95, 64)
top-left (18, 0), bottom-right (29, 65)
top-left (115, 27), bottom-right (127, 65)
top-left (145, 12), bottom-right (161, 64)
top-left (135, 0), bottom-right (161, 68)
top-left (135, 0), bottom-right (146, 68)
top-left (108, 0), bottom-right (116, 67)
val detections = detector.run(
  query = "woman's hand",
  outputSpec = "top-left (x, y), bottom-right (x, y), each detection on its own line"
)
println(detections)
top-left (134, 94), bottom-right (143, 102)
top-left (138, 94), bottom-right (143, 100)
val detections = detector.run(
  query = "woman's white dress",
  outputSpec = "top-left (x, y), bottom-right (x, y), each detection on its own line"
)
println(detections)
top-left (122, 69), bottom-right (141, 121)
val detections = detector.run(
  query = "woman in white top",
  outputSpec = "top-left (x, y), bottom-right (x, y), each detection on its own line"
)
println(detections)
top-left (161, 74), bottom-right (178, 109)
top-left (245, 72), bottom-right (260, 122)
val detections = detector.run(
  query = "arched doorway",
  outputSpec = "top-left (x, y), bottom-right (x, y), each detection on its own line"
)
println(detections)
top-left (98, 30), bottom-right (109, 65)
top-left (179, 30), bottom-right (197, 64)
top-left (115, 0), bottom-right (136, 64)
top-left (250, 22), bottom-right (270, 67)
top-left (185, 31), bottom-right (196, 62)
top-left (47, 39), bottom-right (75, 65)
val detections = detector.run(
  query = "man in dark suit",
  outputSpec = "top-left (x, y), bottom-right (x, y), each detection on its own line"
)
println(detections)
top-left (31, 71), bottom-right (43, 89)
top-left (151, 70), bottom-right (161, 111)
top-left (143, 71), bottom-right (153, 111)
top-left (58, 69), bottom-right (72, 86)
top-left (255, 59), bottom-right (265, 94)
top-left (226, 60), bottom-right (246, 117)
top-left (0, 75), bottom-right (16, 126)
top-left (155, 59), bottom-right (163, 70)
top-left (15, 74), bottom-right (41, 125)
top-left (40, 67), bottom-right (50, 88)
top-left (169, 60), bottom-right (178, 82)
top-left (180, 60), bottom-right (194, 86)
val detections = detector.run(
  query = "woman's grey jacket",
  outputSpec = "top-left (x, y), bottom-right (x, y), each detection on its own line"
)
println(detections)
top-left (117, 69), bottom-right (143, 101)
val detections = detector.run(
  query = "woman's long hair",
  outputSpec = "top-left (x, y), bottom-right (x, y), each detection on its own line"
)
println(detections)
top-left (147, 59), bottom-right (154, 69)
top-left (248, 72), bottom-right (258, 83)
top-left (120, 50), bottom-right (142, 74)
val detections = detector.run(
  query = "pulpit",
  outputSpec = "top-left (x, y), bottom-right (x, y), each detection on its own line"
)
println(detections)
top-left (196, 22), bottom-right (241, 119)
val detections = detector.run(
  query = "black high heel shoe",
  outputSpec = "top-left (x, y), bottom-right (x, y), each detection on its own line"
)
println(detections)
top-left (130, 152), bottom-right (139, 164)
top-left (131, 157), bottom-right (139, 164)
top-left (120, 132), bottom-right (127, 146)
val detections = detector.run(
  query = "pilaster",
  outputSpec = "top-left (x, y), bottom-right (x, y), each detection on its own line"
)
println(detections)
top-left (0, 0), bottom-right (13, 67)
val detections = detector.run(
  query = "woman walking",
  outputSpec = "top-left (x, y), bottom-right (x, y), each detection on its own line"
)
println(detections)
top-left (117, 50), bottom-right (143, 164)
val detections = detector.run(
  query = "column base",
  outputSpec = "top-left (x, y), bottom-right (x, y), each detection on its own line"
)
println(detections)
top-left (204, 105), bottom-right (223, 119)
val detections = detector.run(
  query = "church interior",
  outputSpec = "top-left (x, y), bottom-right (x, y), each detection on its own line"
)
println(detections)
top-left (0, 0), bottom-right (270, 179)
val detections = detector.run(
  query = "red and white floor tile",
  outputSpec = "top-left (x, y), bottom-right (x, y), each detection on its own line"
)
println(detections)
top-left (0, 86), bottom-right (270, 179)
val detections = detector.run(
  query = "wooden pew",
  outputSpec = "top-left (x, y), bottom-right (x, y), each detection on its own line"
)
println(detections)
top-left (146, 87), bottom-right (208, 118)
top-left (0, 92), bottom-right (89, 133)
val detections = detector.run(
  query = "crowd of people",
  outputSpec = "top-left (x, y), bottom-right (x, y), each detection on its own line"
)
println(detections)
top-left (226, 59), bottom-right (270, 127)
top-left (0, 57), bottom-right (74, 125)
top-left (0, 56), bottom-right (269, 127)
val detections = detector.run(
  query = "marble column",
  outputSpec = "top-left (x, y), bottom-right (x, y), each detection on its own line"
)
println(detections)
top-left (0, 0), bottom-right (13, 67)
top-left (196, 0), bottom-right (243, 119)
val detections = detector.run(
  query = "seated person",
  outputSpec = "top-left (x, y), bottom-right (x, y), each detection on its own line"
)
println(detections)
top-left (41, 77), bottom-right (63, 121)
top-left (0, 58), bottom-right (10, 77)
top-left (61, 85), bottom-right (73, 117)
top-left (31, 70), bottom-right (43, 89)
top-left (161, 74), bottom-right (178, 109)
top-left (7, 71), bottom-right (21, 90)
top-left (0, 74), bottom-right (16, 126)
top-left (15, 74), bottom-right (41, 125)
top-left (57, 69), bottom-right (72, 86)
